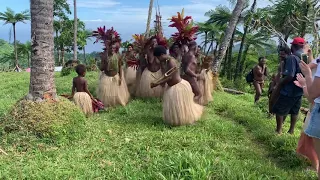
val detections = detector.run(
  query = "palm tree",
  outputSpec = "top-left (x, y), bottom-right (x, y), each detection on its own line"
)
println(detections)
top-left (82, 29), bottom-right (93, 63)
top-left (17, 41), bottom-right (31, 67)
top-left (238, 33), bottom-right (273, 74)
top-left (212, 0), bottom-right (246, 73)
top-left (27, 0), bottom-right (56, 101)
top-left (73, 0), bottom-right (78, 61)
top-left (145, 0), bottom-right (154, 38)
top-left (197, 22), bottom-right (212, 52)
top-left (0, 8), bottom-right (30, 71)
top-left (206, 6), bottom-right (238, 79)
top-left (234, 0), bottom-right (257, 80)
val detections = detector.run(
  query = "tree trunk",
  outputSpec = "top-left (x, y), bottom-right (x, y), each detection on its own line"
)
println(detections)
top-left (13, 23), bottom-right (18, 68)
top-left (73, 0), bottom-right (78, 61)
top-left (27, 0), bottom-right (56, 101)
top-left (235, 0), bottom-right (256, 78)
top-left (214, 42), bottom-right (219, 57)
top-left (145, 0), bottom-right (154, 38)
top-left (83, 46), bottom-right (86, 64)
top-left (27, 52), bottom-right (30, 67)
top-left (61, 48), bottom-right (65, 66)
top-left (212, 0), bottom-right (246, 73)
top-left (239, 44), bottom-right (250, 74)
top-left (227, 32), bottom-right (234, 80)
top-left (206, 34), bottom-right (214, 55)
top-left (204, 32), bottom-right (208, 52)
top-left (221, 48), bottom-right (228, 76)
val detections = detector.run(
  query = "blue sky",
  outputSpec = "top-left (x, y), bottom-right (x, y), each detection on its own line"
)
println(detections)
top-left (0, 0), bottom-right (271, 52)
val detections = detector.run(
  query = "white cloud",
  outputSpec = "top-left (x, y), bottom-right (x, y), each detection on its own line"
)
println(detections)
top-left (68, 0), bottom-right (120, 8)
top-left (83, 19), bottom-right (111, 22)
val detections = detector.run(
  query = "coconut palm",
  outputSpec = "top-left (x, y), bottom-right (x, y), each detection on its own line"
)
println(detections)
top-left (197, 22), bottom-right (213, 52)
top-left (234, 0), bottom-right (257, 80)
top-left (212, 0), bottom-right (246, 73)
top-left (27, 0), bottom-right (56, 101)
top-left (238, 33), bottom-right (273, 74)
top-left (0, 8), bottom-right (30, 71)
top-left (206, 6), bottom-right (237, 73)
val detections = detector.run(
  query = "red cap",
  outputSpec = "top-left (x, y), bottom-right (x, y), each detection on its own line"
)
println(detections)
top-left (291, 37), bottom-right (306, 45)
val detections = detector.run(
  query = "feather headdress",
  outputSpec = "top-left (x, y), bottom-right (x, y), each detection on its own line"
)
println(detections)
top-left (92, 26), bottom-right (121, 50)
top-left (168, 9), bottom-right (198, 45)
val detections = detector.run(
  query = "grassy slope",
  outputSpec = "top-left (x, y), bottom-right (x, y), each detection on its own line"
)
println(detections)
top-left (0, 72), bottom-right (316, 179)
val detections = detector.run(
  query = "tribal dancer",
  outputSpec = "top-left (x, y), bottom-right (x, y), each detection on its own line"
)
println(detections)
top-left (181, 41), bottom-right (202, 102)
top-left (72, 64), bottom-right (95, 116)
top-left (170, 43), bottom-right (182, 65)
top-left (135, 36), bottom-right (165, 98)
top-left (197, 55), bottom-right (213, 105)
top-left (93, 26), bottom-right (130, 107)
top-left (151, 45), bottom-right (203, 126)
top-left (168, 9), bottom-right (200, 102)
top-left (123, 44), bottom-right (139, 95)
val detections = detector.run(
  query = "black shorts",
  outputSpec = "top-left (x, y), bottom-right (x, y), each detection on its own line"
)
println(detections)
top-left (272, 94), bottom-right (302, 116)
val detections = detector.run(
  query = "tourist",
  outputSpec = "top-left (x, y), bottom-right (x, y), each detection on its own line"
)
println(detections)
top-left (269, 47), bottom-right (291, 115)
top-left (151, 45), bottom-right (203, 126)
top-left (300, 59), bottom-right (320, 178)
top-left (181, 41), bottom-right (202, 102)
top-left (272, 37), bottom-right (305, 134)
top-left (98, 44), bottom-right (130, 107)
top-left (253, 57), bottom-right (268, 104)
top-left (295, 69), bottom-right (318, 171)
top-left (135, 36), bottom-right (164, 98)
top-left (72, 64), bottom-right (95, 116)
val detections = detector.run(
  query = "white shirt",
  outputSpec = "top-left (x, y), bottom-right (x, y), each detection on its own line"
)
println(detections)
top-left (314, 61), bottom-right (320, 103)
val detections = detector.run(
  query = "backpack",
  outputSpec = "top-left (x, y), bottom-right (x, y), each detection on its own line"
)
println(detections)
top-left (246, 69), bottom-right (254, 83)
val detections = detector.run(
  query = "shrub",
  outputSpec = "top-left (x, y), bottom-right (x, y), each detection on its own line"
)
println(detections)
top-left (1, 97), bottom-right (86, 148)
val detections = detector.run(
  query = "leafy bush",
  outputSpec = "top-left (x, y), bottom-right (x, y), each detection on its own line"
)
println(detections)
top-left (60, 66), bottom-right (74, 76)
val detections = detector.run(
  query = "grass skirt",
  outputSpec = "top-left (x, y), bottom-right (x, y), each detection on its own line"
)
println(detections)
top-left (163, 79), bottom-right (203, 126)
top-left (136, 69), bottom-right (164, 98)
top-left (73, 92), bottom-right (93, 115)
top-left (98, 73), bottom-right (130, 107)
top-left (207, 70), bottom-right (214, 92)
top-left (197, 70), bottom-right (213, 105)
top-left (125, 67), bottom-right (137, 95)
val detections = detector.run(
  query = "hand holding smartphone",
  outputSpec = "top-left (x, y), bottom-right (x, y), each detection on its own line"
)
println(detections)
top-left (301, 53), bottom-right (308, 63)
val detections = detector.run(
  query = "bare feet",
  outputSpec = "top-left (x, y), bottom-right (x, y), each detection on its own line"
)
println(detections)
top-left (288, 130), bottom-right (294, 135)
top-left (275, 130), bottom-right (282, 135)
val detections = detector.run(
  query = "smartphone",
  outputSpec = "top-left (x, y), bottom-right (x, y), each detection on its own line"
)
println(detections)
top-left (301, 53), bottom-right (308, 63)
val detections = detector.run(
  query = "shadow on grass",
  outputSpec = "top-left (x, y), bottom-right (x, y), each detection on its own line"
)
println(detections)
top-left (213, 92), bottom-right (308, 171)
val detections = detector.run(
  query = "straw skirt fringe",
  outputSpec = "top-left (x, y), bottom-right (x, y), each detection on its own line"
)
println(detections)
top-left (197, 69), bottom-right (213, 105)
top-left (125, 67), bottom-right (137, 95)
top-left (163, 79), bottom-right (203, 126)
top-left (136, 69), bottom-right (164, 98)
top-left (73, 92), bottom-right (93, 115)
top-left (207, 70), bottom-right (214, 92)
top-left (98, 73), bottom-right (130, 107)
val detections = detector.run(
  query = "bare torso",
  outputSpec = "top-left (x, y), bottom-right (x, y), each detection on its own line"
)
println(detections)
top-left (253, 65), bottom-right (266, 82)
top-left (161, 58), bottom-right (182, 87)
top-left (146, 49), bottom-right (161, 72)
top-left (73, 76), bottom-right (87, 92)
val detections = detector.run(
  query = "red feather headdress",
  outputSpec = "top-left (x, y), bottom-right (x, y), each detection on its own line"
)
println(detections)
top-left (168, 9), bottom-right (198, 45)
top-left (92, 26), bottom-right (121, 50)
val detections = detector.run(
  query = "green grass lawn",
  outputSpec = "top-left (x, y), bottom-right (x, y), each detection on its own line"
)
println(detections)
top-left (0, 71), bottom-right (316, 179)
